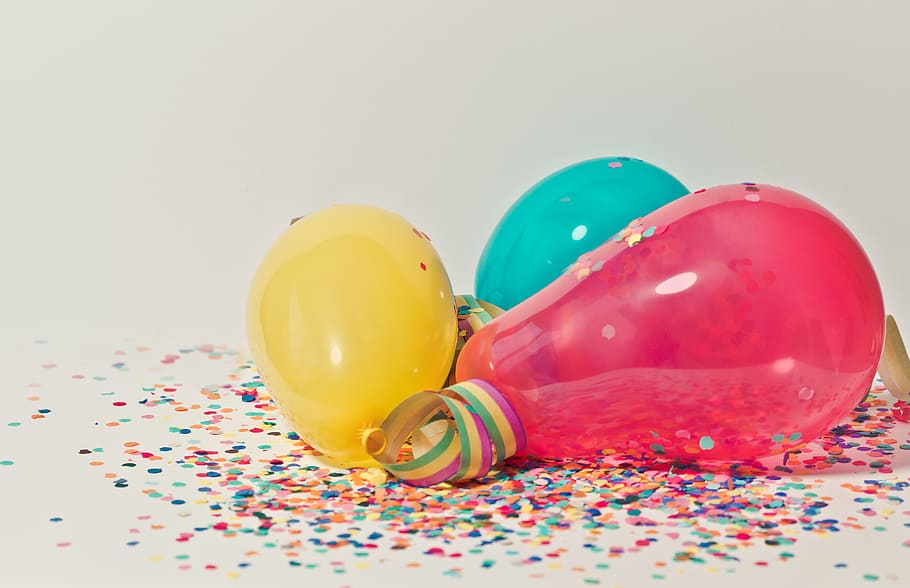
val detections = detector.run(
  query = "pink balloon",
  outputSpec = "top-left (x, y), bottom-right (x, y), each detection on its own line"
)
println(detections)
top-left (456, 184), bottom-right (884, 461)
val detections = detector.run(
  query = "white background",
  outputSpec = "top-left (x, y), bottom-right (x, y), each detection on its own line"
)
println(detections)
top-left (2, 0), bottom-right (909, 346)
top-left (2, 3), bottom-right (910, 587)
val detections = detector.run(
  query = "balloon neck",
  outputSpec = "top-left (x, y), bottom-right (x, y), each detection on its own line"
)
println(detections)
top-left (363, 379), bottom-right (527, 487)
top-left (361, 427), bottom-right (388, 456)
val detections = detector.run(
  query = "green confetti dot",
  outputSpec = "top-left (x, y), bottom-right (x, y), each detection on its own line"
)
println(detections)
top-left (771, 433), bottom-right (785, 443)
top-left (0, 460), bottom-right (14, 466)
top-left (788, 432), bottom-right (802, 442)
top-left (864, 574), bottom-right (879, 581)
top-left (699, 436), bottom-right (715, 450)
top-left (7, 422), bottom-right (21, 427)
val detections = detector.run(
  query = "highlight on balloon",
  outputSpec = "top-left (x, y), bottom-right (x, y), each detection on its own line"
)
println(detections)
top-left (246, 158), bottom-right (910, 487)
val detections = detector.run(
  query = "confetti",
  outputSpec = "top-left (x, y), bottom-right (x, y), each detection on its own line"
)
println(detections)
top-left (6, 341), bottom-right (908, 582)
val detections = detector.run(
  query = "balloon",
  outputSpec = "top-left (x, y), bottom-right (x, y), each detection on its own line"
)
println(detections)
top-left (247, 204), bottom-right (457, 467)
top-left (476, 157), bottom-right (689, 310)
top-left (369, 184), bottom-right (885, 485)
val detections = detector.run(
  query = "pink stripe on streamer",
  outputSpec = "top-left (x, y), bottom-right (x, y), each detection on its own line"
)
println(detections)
top-left (466, 379), bottom-right (527, 453)
top-left (407, 457), bottom-right (461, 488)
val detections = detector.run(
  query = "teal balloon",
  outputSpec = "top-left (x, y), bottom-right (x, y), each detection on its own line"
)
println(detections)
top-left (476, 156), bottom-right (689, 309)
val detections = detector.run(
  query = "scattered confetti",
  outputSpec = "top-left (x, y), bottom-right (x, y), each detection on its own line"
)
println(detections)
top-left (5, 340), bottom-right (908, 583)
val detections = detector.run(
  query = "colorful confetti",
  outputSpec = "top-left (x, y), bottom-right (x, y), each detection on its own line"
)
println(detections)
top-left (2, 339), bottom-right (908, 585)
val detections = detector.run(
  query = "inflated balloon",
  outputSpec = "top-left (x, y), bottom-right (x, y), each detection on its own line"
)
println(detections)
top-left (247, 205), bottom-right (457, 467)
top-left (476, 156), bottom-right (689, 310)
top-left (368, 184), bottom-right (886, 485)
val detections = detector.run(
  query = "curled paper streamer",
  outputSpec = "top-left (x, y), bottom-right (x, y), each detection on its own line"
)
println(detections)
top-left (365, 295), bottom-right (518, 487)
top-left (879, 315), bottom-right (910, 402)
top-left (364, 380), bottom-right (526, 487)
top-left (448, 295), bottom-right (503, 386)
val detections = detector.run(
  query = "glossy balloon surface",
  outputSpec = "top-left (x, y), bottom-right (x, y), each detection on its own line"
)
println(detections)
top-left (458, 184), bottom-right (884, 461)
top-left (247, 205), bottom-right (457, 467)
top-left (476, 157), bottom-right (689, 309)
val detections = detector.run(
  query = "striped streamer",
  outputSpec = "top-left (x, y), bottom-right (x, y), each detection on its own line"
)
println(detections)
top-left (447, 295), bottom-right (503, 386)
top-left (364, 380), bottom-right (527, 487)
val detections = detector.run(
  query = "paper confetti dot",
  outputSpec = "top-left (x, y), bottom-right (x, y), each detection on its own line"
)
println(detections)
top-left (17, 340), bottom-right (905, 583)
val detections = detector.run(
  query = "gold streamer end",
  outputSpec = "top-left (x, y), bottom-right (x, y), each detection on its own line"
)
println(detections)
top-left (878, 314), bottom-right (910, 401)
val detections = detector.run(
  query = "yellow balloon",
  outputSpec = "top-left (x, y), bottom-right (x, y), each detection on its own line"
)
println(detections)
top-left (246, 205), bottom-right (457, 468)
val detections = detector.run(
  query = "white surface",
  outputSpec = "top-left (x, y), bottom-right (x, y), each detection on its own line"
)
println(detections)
top-left (1, 2), bottom-right (909, 587)
top-left (0, 337), bottom-right (906, 588)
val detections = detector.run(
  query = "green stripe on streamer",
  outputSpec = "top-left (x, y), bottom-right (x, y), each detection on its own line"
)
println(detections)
top-left (445, 383), bottom-right (506, 467)
top-left (384, 421), bottom-right (458, 482)
top-left (448, 295), bottom-right (501, 387)
top-left (458, 294), bottom-right (493, 325)
top-left (364, 380), bottom-right (526, 487)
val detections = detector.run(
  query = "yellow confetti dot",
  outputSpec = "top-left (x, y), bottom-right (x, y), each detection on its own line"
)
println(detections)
top-left (362, 468), bottom-right (388, 486)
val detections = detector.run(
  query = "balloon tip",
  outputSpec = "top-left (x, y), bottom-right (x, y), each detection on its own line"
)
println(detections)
top-left (362, 427), bottom-right (388, 456)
